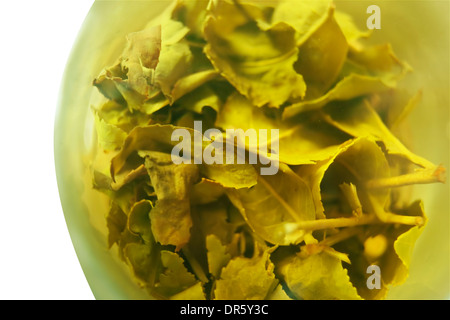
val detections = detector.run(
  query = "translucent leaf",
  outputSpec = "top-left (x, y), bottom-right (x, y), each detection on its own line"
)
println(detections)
top-left (322, 98), bottom-right (436, 169)
top-left (206, 234), bottom-right (231, 278)
top-left (203, 0), bottom-right (306, 107)
top-left (170, 282), bottom-right (206, 300)
top-left (190, 178), bottom-right (225, 205)
top-left (144, 152), bottom-right (199, 250)
top-left (215, 92), bottom-right (348, 165)
top-left (294, 5), bottom-right (348, 99)
top-left (200, 162), bottom-right (258, 189)
top-left (271, 0), bottom-right (331, 46)
top-left (105, 202), bottom-right (127, 249)
top-left (226, 164), bottom-right (316, 245)
top-left (214, 246), bottom-right (278, 300)
top-left (279, 250), bottom-right (362, 300)
top-left (334, 11), bottom-right (371, 45)
top-left (295, 137), bottom-right (390, 220)
top-left (120, 26), bottom-right (162, 98)
top-left (266, 284), bottom-right (292, 300)
top-left (391, 200), bottom-right (427, 286)
top-left (128, 199), bottom-right (153, 244)
top-left (93, 110), bottom-right (127, 151)
top-left (110, 124), bottom-right (195, 179)
top-left (283, 73), bottom-right (398, 117)
top-left (123, 242), bottom-right (160, 287)
top-left (283, 43), bottom-right (410, 117)
top-left (156, 250), bottom-right (198, 297)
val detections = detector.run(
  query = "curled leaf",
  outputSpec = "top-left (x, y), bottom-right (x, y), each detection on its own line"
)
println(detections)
top-left (144, 152), bottom-right (199, 250)
top-left (214, 245), bottom-right (278, 300)
top-left (279, 250), bottom-right (362, 300)
top-left (226, 164), bottom-right (316, 245)
top-left (203, 0), bottom-right (306, 107)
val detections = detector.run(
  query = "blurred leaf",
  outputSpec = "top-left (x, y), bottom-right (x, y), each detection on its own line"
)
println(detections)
top-left (93, 110), bottom-right (127, 151)
top-left (283, 43), bottom-right (410, 117)
top-left (294, 5), bottom-right (348, 99)
top-left (271, 0), bottom-right (331, 46)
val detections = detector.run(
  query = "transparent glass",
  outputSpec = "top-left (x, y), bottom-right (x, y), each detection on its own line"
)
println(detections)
top-left (54, 0), bottom-right (449, 299)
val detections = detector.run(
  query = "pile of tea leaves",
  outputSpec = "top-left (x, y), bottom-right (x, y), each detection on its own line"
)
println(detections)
top-left (89, 0), bottom-right (445, 300)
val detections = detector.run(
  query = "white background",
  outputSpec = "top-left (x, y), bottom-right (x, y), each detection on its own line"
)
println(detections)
top-left (0, 0), bottom-right (95, 299)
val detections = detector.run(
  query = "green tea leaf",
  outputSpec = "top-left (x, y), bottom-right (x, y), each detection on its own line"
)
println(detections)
top-left (391, 200), bottom-right (427, 286)
top-left (154, 20), bottom-right (192, 100)
top-left (123, 242), bottom-right (160, 287)
top-left (215, 92), bottom-right (348, 165)
top-left (170, 282), bottom-right (206, 300)
top-left (283, 73), bottom-right (397, 117)
top-left (121, 26), bottom-right (162, 98)
top-left (128, 199), bottom-right (153, 243)
top-left (226, 164), bottom-right (316, 245)
top-left (214, 246), bottom-right (278, 300)
top-left (294, 5), bottom-right (348, 99)
top-left (110, 124), bottom-right (194, 179)
top-left (171, 0), bottom-right (209, 39)
top-left (94, 100), bottom-right (151, 134)
top-left (190, 178), bottom-right (225, 205)
top-left (271, 0), bottom-right (331, 46)
top-left (206, 234), bottom-right (231, 278)
top-left (170, 70), bottom-right (219, 103)
top-left (192, 202), bottom-right (236, 246)
top-left (156, 250), bottom-right (198, 297)
top-left (200, 163), bottom-right (258, 189)
top-left (203, 0), bottom-right (306, 107)
top-left (266, 284), bottom-right (292, 300)
top-left (105, 202), bottom-right (127, 249)
top-left (93, 110), bottom-right (127, 151)
top-left (295, 137), bottom-right (390, 220)
top-left (94, 19), bottom-right (212, 113)
top-left (322, 98), bottom-right (435, 169)
top-left (176, 84), bottom-right (222, 115)
top-left (280, 250), bottom-right (362, 300)
top-left (283, 43), bottom-right (410, 117)
top-left (144, 152), bottom-right (199, 250)
top-left (347, 43), bottom-right (409, 77)
top-left (334, 11), bottom-right (371, 45)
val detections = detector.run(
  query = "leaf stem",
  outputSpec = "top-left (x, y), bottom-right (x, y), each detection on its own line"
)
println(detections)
top-left (319, 227), bottom-right (363, 247)
top-left (365, 165), bottom-right (446, 189)
top-left (297, 214), bottom-right (376, 231)
top-left (296, 211), bottom-right (423, 232)
top-left (367, 193), bottom-right (425, 227)
top-left (339, 182), bottom-right (363, 217)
